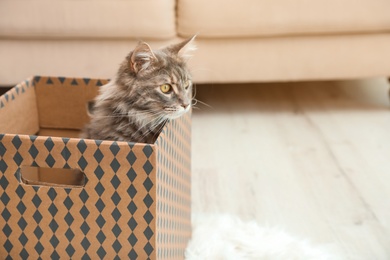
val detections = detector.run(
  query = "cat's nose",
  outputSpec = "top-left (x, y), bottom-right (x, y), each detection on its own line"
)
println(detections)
top-left (182, 104), bottom-right (189, 109)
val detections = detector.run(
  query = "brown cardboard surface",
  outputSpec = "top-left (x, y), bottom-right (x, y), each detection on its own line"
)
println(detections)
top-left (35, 77), bottom-right (102, 130)
top-left (0, 76), bottom-right (191, 259)
top-left (39, 128), bottom-right (81, 138)
top-left (0, 79), bottom-right (39, 135)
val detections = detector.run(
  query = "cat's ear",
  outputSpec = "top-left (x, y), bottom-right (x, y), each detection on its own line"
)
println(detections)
top-left (166, 35), bottom-right (197, 60)
top-left (130, 42), bottom-right (157, 74)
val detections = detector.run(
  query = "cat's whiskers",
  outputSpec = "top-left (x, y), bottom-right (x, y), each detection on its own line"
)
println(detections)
top-left (90, 115), bottom-right (129, 119)
top-left (191, 82), bottom-right (213, 109)
top-left (130, 110), bottom-right (161, 117)
top-left (134, 110), bottom-right (165, 122)
top-left (136, 117), bottom-right (166, 141)
top-left (143, 116), bottom-right (164, 136)
top-left (89, 109), bottom-right (160, 119)
top-left (191, 99), bottom-right (200, 110)
top-left (192, 98), bottom-right (212, 109)
top-left (141, 119), bottom-right (167, 141)
top-left (192, 83), bottom-right (197, 99)
top-left (151, 118), bottom-right (169, 141)
top-left (130, 111), bottom-right (166, 138)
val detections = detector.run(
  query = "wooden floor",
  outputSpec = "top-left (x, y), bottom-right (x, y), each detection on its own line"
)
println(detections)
top-left (191, 78), bottom-right (390, 259)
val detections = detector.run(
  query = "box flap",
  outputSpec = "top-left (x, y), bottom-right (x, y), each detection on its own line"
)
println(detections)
top-left (34, 76), bottom-right (103, 130)
top-left (0, 79), bottom-right (39, 135)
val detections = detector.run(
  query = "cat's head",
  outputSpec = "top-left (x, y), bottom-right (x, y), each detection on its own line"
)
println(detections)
top-left (114, 36), bottom-right (196, 121)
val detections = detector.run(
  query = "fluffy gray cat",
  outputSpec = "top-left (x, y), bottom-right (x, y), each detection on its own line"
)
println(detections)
top-left (82, 37), bottom-right (196, 143)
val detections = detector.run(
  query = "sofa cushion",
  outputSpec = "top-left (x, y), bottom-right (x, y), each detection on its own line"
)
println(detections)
top-left (0, 0), bottom-right (176, 40)
top-left (178, 0), bottom-right (390, 38)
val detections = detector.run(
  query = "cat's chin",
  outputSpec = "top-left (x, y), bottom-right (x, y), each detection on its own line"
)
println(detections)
top-left (165, 113), bottom-right (185, 120)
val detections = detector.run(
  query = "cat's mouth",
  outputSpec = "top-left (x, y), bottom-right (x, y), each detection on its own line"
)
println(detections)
top-left (164, 105), bottom-right (191, 119)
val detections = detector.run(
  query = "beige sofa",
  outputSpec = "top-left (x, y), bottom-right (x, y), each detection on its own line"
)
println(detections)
top-left (1, 0), bottom-right (390, 85)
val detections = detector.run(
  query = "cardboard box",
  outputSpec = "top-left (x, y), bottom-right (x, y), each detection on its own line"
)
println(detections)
top-left (0, 77), bottom-right (191, 259)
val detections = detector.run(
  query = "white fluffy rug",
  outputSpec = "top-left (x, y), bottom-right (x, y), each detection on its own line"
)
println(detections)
top-left (185, 214), bottom-right (343, 260)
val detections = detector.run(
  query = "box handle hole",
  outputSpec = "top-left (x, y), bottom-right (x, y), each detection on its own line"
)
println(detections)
top-left (19, 166), bottom-right (86, 188)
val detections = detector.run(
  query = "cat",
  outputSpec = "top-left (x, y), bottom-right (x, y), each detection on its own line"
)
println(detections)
top-left (81, 36), bottom-right (196, 143)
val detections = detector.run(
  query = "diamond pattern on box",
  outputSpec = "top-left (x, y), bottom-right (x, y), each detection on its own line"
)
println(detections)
top-left (0, 76), bottom-right (191, 259)
top-left (0, 133), bottom-right (156, 259)
top-left (0, 80), bottom-right (32, 112)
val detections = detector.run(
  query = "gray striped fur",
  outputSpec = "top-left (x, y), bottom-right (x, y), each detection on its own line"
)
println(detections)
top-left (81, 37), bottom-right (195, 143)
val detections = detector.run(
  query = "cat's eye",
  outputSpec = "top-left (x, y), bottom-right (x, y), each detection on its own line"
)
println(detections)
top-left (160, 84), bottom-right (172, 94)
top-left (184, 80), bottom-right (191, 90)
